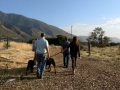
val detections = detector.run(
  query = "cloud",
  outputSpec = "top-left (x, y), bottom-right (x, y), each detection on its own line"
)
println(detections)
top-left (101, 14), bottom-right (107, 20)
top-left (106, 18), bottom-right (120, 25)
top-left (59, 18), bottom-right (120, 39)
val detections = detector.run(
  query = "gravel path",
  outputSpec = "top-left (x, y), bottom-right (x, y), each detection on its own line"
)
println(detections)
top-left (1, 57), bottom-right (120, 90)
top-left (0, 47), bottom-right (120, 90)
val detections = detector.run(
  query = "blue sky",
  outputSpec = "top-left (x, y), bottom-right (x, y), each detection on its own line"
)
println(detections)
top-left (0, 0), bottom-right (120, 39)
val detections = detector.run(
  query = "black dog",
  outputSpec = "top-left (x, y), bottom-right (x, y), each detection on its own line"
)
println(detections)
top-left (46, 58), bottom-right (56, 74)
top-left (26, 60), bottom-right (36, 75)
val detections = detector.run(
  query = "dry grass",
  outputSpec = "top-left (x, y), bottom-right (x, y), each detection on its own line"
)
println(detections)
top-left (0, 42), bottom-right (120, 90)
top-left (0, 42), bottom-right (4, 48)
top-left (10, 41), bottom-right (32, 50)
top-left (81, 45), bottom-right (120, 68)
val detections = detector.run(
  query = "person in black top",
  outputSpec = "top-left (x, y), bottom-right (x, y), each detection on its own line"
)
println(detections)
top-left (61, 37), bottom-right (70, 68)
top-left (62, 36), bottom-right (81, 75)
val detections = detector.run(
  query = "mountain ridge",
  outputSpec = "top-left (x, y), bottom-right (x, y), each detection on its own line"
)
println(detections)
top-left (0, 10), bottom-right (120, 43)
top-left (0, 11), bottom-right (71, 41)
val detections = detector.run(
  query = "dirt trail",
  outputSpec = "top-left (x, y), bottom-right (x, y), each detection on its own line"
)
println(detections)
top-left (0, 47), bottom-right (120, 90)
top-left (1, 58), bottom-right (120, 90)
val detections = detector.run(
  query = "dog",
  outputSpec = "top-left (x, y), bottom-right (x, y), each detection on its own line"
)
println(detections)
top-left (26, 60), bottom-right (36, 76)
top-left (46, 58), bottom-right (56, 74)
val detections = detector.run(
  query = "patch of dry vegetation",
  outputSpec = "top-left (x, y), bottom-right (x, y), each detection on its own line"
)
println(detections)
top-left (0, 42), bottom-right (120, 90)
top-left (81, 45), bottom-right (120, 68)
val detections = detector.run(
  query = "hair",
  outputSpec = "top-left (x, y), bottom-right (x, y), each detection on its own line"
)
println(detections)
top-left (72, 36), bottom-right (79, 46)
top-left (65, 36), bottom-right (68, 41)
top-left (41, 33), bottom-right (45, 37)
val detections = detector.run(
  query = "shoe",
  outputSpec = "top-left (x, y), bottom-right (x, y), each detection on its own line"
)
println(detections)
top-left (73, 70), bottom-right (75, 75)
top-left (36, 71), bottom-right (40, 78)
top-left (65, 66), bottom-right (68, 68)
top-left (39, 76), bottom-right (43, 79)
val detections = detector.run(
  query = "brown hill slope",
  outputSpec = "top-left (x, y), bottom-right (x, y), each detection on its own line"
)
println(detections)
top-left (0, 11), bottom-right (71, 41)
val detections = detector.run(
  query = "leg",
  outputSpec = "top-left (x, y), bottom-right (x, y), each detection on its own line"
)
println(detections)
top-left (71, 56), bottom-right (76, 74)
top-left (31, 66), bottom-right (34, 72)
top-left (36, 54), bottom-right (42, 78)
top-left (37, 61), bottom-right (41, 72)
top-left (74, 57), bottom-right (77, 68)
top-left (36, 61), bottom-right (41, 78)
top-left (71, 56), bottom-right (75, 71)
top-left (66, 53), bottom-right (70, 67)
top-left (47, 64), bottom-right (51, 72)
top-left (63, 54), bottom-right (66, 67)
top-left (26, 66), bottom-right (29, 76)
top-left (64, 53), bottom-right (68, 67)
top-left (40, 54), bottom-right (47, 78)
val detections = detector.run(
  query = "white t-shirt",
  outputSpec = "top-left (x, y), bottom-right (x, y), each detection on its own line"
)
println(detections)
top-left (36, 38), bottom-right (49, 54)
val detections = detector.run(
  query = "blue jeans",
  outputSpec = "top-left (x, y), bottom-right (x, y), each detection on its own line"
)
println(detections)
top-left (36, 54), bottom-right (47, 78)
top-left (63, 52), bottom-right (70, 67)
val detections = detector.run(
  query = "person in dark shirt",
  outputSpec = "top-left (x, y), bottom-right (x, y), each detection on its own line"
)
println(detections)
top-left (61, 37), bottom-right (70, 68)
top-left (62, 36), bottom-right (81, 75)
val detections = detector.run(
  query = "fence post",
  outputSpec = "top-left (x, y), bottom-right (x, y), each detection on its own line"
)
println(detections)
top-left (6, 37), bottom-right (9, 49)
top-left (88, 39), bottom-right (91, 56)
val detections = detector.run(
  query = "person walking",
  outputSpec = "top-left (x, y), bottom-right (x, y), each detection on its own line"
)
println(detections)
top-left (32, 39), bottom-right (37, 64)
top-left (62, 36), bottom-right (81, 75)
top-left (61, 36), bottom-right (70, 68)
top-left (36, 33), bottom-right (50, 79)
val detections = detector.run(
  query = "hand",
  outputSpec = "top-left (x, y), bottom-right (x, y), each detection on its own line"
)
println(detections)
top-left (61, 49), bottom-right (63, 53)
top-left (61, 51), bottom-right (63, 53)
top-left (79, 57), bottom-right (81, 59)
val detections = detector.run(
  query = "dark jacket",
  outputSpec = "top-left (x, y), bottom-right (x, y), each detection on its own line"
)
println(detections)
top-left (68, 42), bottom-right (80, 57)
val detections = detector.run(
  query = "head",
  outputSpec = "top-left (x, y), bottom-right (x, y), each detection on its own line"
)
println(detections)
top-left (41, 33), bottom-right (45, 38)
top-left (72, 36), bottom-right (79, 46)
top-left (65, 36), bottom-right (68, 41)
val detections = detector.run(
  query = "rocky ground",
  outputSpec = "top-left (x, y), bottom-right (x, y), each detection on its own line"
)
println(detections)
top-left (0, 46), bottom-right (120, 90)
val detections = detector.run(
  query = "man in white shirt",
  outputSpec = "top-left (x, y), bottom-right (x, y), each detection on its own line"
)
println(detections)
top-left (36, 33), bottom-right (50, 79)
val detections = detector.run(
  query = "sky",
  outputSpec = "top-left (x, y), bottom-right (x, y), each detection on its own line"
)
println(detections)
top-left (0, 0), bottom-right (120, 39)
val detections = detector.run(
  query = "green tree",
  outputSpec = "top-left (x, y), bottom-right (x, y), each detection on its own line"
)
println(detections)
top-left (89, 27), bottom-right (110, 47)
top-left (56, 35), bottom-right (66, 45)
top-left (90, 27), bottom-right (105, 44)
top-left (103, 36), bottom-right (110, 46)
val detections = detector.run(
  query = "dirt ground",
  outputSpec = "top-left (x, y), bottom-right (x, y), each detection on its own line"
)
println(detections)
top-left (0, 46), bottom-right (120, 90)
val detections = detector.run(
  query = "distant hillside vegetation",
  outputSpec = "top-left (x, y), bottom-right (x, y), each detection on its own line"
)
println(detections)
top-left (0, 11), bottom-right (71, 41)
top-left (78, 36), bottom-right (120, 43)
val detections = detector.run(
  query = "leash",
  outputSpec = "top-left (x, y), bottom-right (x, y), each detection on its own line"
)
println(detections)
top-left (50, 52), bottom-right (61, 58)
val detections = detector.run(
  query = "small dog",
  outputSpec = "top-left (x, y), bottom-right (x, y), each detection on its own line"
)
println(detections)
top-left (46, 58), bottom-right (56, 74)
top-left (26, 60), bottom-right (36, 76)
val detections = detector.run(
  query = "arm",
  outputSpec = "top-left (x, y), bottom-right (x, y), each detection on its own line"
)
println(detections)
top-left (62, 43), bottom-right (70, 53)
top-left (62, 48), bottom-right (67, 53)
top-left (78, 45), bottom-right (81, 59)
top-left (46, 40), bottom-right (50, 59)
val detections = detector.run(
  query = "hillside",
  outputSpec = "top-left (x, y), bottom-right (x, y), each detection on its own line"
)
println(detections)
top-left (1, 11), bottom-right (120, 43)
top-left (0, 11), bottom-right (71, 41)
